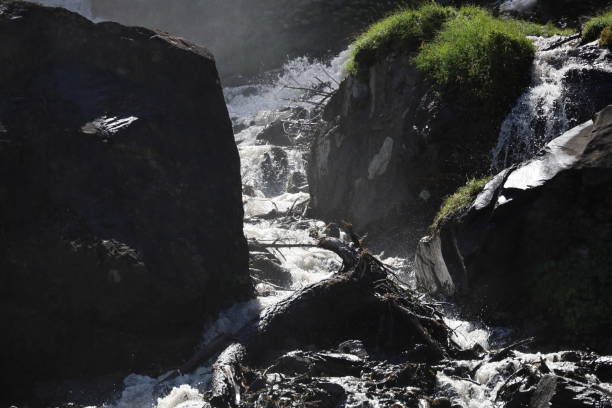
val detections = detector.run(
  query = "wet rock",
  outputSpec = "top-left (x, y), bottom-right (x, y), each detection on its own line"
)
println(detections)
top-left (415, 106), bottom-right (612, 351)
top-left (268, 350), bottom-right (363, 377)
top-left (0, 2), bottom-right (250, 403)
top-left (242, 184), bottom-right (257, 196)
top-left (250, 254), bottom-right (292, 288)
top-left (307, 55), bottom-right (506, 243)
top-left (338, 340), bottom-right (369, 359)
top-left (286, 171), bottom-right (307, 193)
top-left (256, 120), bottom-right (293, 146)
top-left (323, 222), bottom-right (341, 238)
top-left (260, 147), bottom-right (290, 196)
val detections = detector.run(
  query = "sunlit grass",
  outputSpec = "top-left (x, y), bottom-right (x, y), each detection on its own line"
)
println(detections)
top-left (582, 10), bottom-right (612, 43)
top-left (346, 3), bottom-right (457, 75)
top-left (347, 5), bottom-right (574, 109)
top-left (431, 176), bottom-right (492, 231)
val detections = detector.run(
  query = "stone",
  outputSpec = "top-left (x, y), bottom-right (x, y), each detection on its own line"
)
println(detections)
top-left (307, 55), bottom-right (506, 244)
top-left (250, 254), bottom-right (292, 288)
top-left (260, 147), bottom-right (289, 196)
top-left (415, 106), bottom-right (612, 351)
top-left (256, 120), bottom-right (293, 146)
top-left (0, 1), bottom-right (251, 403)
top-left (286, 171), bottom-right (307, 193)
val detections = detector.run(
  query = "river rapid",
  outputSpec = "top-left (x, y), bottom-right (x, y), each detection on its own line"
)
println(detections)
top-left (25, 2), bottom-right (612, 406)
top-left (109, 49), bottom-right (610, 408)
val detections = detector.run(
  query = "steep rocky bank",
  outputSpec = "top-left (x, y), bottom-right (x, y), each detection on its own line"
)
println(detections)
top-left (0, 1), bottom-right (250, 403)
top-left (416, 106), bottom-right (612, 352)
top-left (2, 1), bottom-right (612, 407)
top-left (308, 54), bottom-right (503, 243)
top-left (308, 22), bottom-right (612, 251)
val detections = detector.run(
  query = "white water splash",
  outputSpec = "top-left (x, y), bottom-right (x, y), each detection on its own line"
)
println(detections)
top-left (225, 50), bottom-right (350, 120)
top-left (107, 51), bottom-right (351, 408)
top-left (500, 0), bottom-right (538, 13)
top-left (491, 36), bottom-right (612, 168)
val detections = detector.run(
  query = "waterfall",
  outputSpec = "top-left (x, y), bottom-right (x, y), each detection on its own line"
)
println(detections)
top-left (491, 35), bottom-right (612, 169)
top-left (499, 0), bottom-right (538, 13)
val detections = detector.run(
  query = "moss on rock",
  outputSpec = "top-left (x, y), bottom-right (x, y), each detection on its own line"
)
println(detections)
top-left (600, 25), bottom-right (612, 48)
top-left (348, 5), bottom-right (572, 109)
top-left (582, 10), bottom-right (612, 43)
top-left (347, 3), bottom-right (457, 75)
top-left (431, 176), bottom-right (492, 231)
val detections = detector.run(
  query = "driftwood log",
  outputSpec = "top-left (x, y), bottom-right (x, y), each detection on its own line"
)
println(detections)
top-left (164, 237), bottom-right (458, 407)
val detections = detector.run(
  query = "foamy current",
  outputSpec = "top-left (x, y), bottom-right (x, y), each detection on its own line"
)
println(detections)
top-left (491, 35), bottom-right (612, 168)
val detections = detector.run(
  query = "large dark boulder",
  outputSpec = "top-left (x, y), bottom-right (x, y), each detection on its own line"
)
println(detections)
top-left (415, 106), bottom-right (612, 352)
top-left (0, 1), bottom-right (251, 403)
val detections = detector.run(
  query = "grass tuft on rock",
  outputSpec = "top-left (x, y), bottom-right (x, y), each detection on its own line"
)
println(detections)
top-left (413, 7), bottom-right (571, 108)
top-left (348, 5), bottom-right (572, 108)
top-left (347, 3), bottom-right (457, 75)
top-left (431, 176), bottom-right (492, 231)
top-left (599, 25), bottom-right (612, 48)
top-left (582, 10), bottom-right (612, 43)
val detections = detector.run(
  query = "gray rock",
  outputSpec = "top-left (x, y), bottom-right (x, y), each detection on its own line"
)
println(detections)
top-left (256, 120), bottom-right (293, 146)
top-left (415, 106), bottom-right (612, 351)
top-left (260, 147), bottom-right (289, 196)
top-left (250, 254), bottom-right (292, 288)
top-left (286, 171), bottom-right (307, 193)
top-left (0, 2), bottom-right (251, 403)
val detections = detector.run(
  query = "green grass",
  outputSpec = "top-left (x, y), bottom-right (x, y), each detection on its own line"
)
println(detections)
top-left (582, 10), bottom-right (612, 43)
top-left (414, 7), bottom-right (573, 108)
top-left (347, 3), bottom-right (457, 75)
top-left (431, 176), bottom-right (492, 231)
top-left (601, 25), bottom-right (612, 48)
top-left (347, 5), bottom-right (573, 107)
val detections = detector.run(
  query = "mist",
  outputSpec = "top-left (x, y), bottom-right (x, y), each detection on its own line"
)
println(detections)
top-left (84, 0), bottom-right (412, 85)
top-left (499, 0), bottom-right (538, 13)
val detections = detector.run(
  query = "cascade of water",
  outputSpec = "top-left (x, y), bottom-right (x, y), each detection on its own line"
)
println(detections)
top-left (491, 36), bottom-right (612, 169)
top-left (499, 0), bottom-right (538, 13)
top-left (62, 39), bottom-right (611, 408)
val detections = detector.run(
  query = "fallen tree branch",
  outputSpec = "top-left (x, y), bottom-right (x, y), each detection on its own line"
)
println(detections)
top-left (541, 33), bottom-right (580, 51)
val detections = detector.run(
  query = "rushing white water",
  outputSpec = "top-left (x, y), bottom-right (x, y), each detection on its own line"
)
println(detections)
top-left (109, 52), bottom-right (354, 408)
top-left (34, 0), bottom-right (93, 19)
top-left (499, 0), bottom-right (538, 13)
top-left (52, 37), bottom-right (609, 408)
top-left (491, 36), bottom-right (612, 168)
top-left (107, 48), bottom-right (548, 408)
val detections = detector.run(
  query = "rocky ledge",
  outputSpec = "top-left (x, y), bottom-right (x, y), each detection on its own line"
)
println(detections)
top-left (415, 105), bottom-right (612, 352)
top-left (0, 1), bottom-right (251, 404)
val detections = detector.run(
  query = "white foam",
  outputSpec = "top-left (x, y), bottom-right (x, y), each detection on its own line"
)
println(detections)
top-left (492, 37), bottom-right (612, 168)
top-left (500, 0), bottom-right (538, 13)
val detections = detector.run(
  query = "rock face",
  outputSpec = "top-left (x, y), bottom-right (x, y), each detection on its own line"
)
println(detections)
top-left (307, 55), bottom-right (503, 241)
top-left (415, 106), bottom-right (612, 351)
top-left (0, 1), bottom-right (251, 402)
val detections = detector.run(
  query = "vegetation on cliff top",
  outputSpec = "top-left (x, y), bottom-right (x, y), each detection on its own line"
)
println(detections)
top-left (346, 3), bottom-right (457, 74)
top-left (601, 25), bottom-right (612, 48)
top-left (431, 176), bottom-right (492, 231)
top-left (582, 10), bottom-right (612, 43)
top-left (348, 4), bottom-right (573, 106)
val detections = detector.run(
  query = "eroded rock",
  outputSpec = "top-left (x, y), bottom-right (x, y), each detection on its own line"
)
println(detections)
top-left (0, 2), bottom-right (251, 403)
top-left (415, 105), bottom-right (612, 351)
